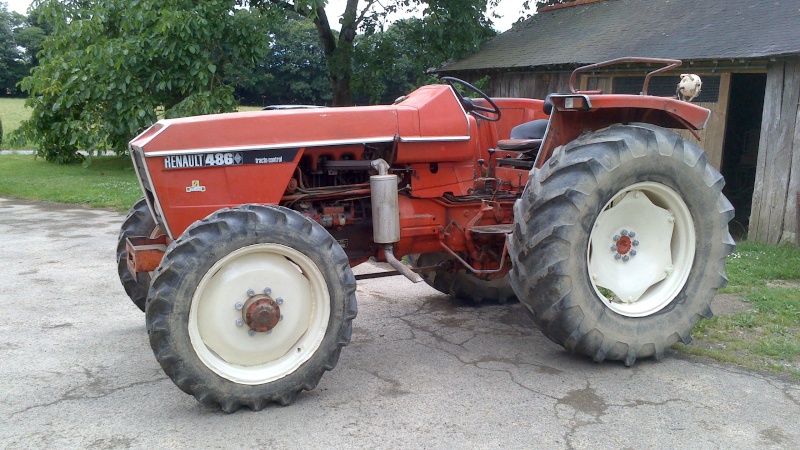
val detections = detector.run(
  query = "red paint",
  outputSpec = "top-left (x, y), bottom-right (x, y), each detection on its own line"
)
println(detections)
top-left (127, 65), bottom-right (711, 277)
top-left (616, 235), bottom-right (633, 255)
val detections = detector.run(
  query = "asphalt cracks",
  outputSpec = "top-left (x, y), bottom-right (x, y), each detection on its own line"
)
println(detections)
top-left (1, 197), bottom-right (798, 449)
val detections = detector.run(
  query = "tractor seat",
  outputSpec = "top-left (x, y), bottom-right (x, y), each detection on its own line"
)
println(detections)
top-left (496, 119), bottom-right (548, 152)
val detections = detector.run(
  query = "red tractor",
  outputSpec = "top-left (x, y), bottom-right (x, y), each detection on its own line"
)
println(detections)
top-left (120, 58), bottom-right (734, 412)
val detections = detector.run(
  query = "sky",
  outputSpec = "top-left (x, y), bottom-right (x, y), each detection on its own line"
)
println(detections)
top-left (6, 0), bottom-right (531, 32)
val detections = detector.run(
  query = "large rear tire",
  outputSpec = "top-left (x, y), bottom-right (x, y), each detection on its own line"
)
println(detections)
top-left (146, 205), bottom-right (357, 412)
top-left (409, 253), bottom-right (517, 304)
top-left (509, 123), bottom-right (735, 365)
top-left (116, 198), bottom-right (159, 312)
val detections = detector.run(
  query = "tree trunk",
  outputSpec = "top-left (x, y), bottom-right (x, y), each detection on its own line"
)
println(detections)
top-left (331, 75), bottom-right (352, 106)
top-left (311, 0), bottom-right (358, 106)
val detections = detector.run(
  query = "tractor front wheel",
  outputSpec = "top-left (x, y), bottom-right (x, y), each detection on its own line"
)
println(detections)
top-left (146, 205), bottom-right (357, 412)
top-left (508, 124), bottom-right (734, 365)
top-left (116, 198), bottom-right (160, 311)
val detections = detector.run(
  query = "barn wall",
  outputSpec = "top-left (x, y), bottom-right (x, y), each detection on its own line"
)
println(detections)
top-left (483, 70), bottom-right (730, 170)
top-left (487, 72), bottom-right (572, 100)
top-left (749, 59), bottom-right (800, 244)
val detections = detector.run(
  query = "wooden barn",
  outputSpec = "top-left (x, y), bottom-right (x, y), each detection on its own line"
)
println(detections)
top-left (439, 0), bottom-right (800, 244)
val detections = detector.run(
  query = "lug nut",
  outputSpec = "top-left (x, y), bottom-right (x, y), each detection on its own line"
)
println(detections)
top-left (247, 289), bottom-right (255, 297)
top-left (629, 231), bottom-right (636, 238)
top-left (614, 254), bottom-right (622, 260)
top-left (264, 287), bottom-right (272, 295)
top-left (630, 250), bottom-right (637, 256)
top-left (279, 315), bottom-right (284, 321)
top-left (277, 297), bottom-right (284, 305)
top-left (633, 240), bottom-right (639, 246)
top-left (235, 302), bottom-right (243, 310)
top-left (248, 330), bottom-right (256, 337)
top-left (613, 235), bottom-right (621, 241)
top-left (622, 255), bottom-right (630, 262)
top-left (621, 229), bottom-right (629, 236)
top-left (611, 245), bottom-right (618, 252)
top-left (235, 319), bottom-right (244, 327)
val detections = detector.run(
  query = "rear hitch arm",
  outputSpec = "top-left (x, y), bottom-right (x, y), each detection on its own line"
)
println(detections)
top-left (126, 235), bottom-right (168, 277)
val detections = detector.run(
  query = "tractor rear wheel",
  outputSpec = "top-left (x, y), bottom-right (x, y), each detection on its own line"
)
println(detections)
top-left (508, 123), bottom-right (734, 365)
top-left (409, 253), bottom-right (517, 304)
top-left (146, 205), bottom-right (357, 412)
top-left (116, 198), bottom-right (160, 311)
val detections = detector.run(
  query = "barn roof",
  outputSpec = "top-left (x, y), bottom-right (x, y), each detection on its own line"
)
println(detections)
top-left (440, 0), bottom-right (800, 72)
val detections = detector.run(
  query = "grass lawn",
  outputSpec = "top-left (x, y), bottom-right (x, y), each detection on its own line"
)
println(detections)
top-left (1, 100), bottom-right (262, 149)
top-left (0, 153), bottom-right (141, 211)
top-left (0, 98), bottom-right (33, 149)
top-left (0, 104), bottom-right (268, 209)
top-left (674, 241), bottom-right (800, 379)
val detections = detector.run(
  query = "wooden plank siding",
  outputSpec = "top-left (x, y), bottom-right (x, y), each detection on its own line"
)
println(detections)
top-left (466, 63), bottom-right (800, 244)
top-left (486, 72), bottom-right (572, 100)
top-left (484, 71), bottom-right (730, 170)
top-left (750, 59), bottom-right (800, 244)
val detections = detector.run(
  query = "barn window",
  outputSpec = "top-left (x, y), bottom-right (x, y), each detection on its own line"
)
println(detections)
top-left (611, 76), bottom-right (721, 103)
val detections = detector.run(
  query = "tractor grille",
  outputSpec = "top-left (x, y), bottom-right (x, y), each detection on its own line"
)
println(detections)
top-left (130, 147), bottom-right (171, 237)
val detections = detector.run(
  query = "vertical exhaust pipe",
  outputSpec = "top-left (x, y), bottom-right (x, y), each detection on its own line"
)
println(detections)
top-left (370, 159), bottom-right (422, 283)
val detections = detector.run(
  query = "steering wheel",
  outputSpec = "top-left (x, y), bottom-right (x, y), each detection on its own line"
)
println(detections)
top-left (442, 77), bottom-right (501, 122)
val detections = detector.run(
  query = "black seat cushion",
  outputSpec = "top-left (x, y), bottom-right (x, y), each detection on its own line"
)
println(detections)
top-left (496, 138), bottom-right (542, 152)
top-left (510, 119), bottom-right (548, 140)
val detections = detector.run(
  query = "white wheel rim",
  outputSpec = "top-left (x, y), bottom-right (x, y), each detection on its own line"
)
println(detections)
top-left (188, 244), bottom-right (330, 385)
top-left (587, 182), bottom-right (696, 317)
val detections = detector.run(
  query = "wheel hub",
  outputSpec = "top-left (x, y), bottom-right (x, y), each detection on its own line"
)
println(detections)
top-left (243, 295), bottom-right (281, 332)
top-left (587, 183), bottom-right (696, 317)
top-left (611, 229), bottom-right (639, 261)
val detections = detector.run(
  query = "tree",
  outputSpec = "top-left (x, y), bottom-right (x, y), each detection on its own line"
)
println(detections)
top-left (235, 13), bottom-right (332, 106)
top-left (264, 15), bottom-right (333, 105)
top-left (17, 0), bottom-right (270, 163)
top-left (0, 3), bottom-right (50, 95)
top-left (14, 17), bottom-right (47, 68)
top-left (353, 14), bottom-right (496, 104)
top-left (0, 3), bottom-right (23, 94)
top-left (248, 0), bottom-right (499, 106)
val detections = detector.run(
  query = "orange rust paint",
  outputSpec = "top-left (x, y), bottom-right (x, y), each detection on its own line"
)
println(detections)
top-left (126, 236), bottom-right (168, 275)
top-left (243, 295), bottom-right (281, 332)
top-left (616, 235), bottom-right (633, 255)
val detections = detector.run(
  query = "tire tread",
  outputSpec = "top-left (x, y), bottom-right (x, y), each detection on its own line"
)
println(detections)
top-left (509, 124), bottom-right (734, 364)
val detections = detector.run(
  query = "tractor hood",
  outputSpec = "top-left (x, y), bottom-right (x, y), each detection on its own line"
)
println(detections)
top-left (129, 84), bottom-right (471, 156)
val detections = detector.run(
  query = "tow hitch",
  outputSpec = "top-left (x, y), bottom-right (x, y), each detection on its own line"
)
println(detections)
top-left (126, 235), bottom-right (168, 276)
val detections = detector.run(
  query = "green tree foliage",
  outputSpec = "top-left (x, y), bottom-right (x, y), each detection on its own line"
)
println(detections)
top-left (265, 15), bottom-right (333, 105)
top-left (0, 3), bottom-right (23, 94)
top-left (248, 0), bottom-right (498, 106)
top-left (17, 0), bottom-right (270, 163)
top-left (235, 13), bottom-right (332, 106)
top-left (353, 13), bottom-right (496, 104)
top-left (0, 2), bottom-right (48, 95)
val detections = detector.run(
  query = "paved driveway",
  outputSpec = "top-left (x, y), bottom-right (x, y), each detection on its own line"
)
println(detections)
top-left (1, 197), bottom-right (798, 449)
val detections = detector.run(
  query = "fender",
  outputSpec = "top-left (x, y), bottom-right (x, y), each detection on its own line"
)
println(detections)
top-left (535, 93), bottom-right (711, 168)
